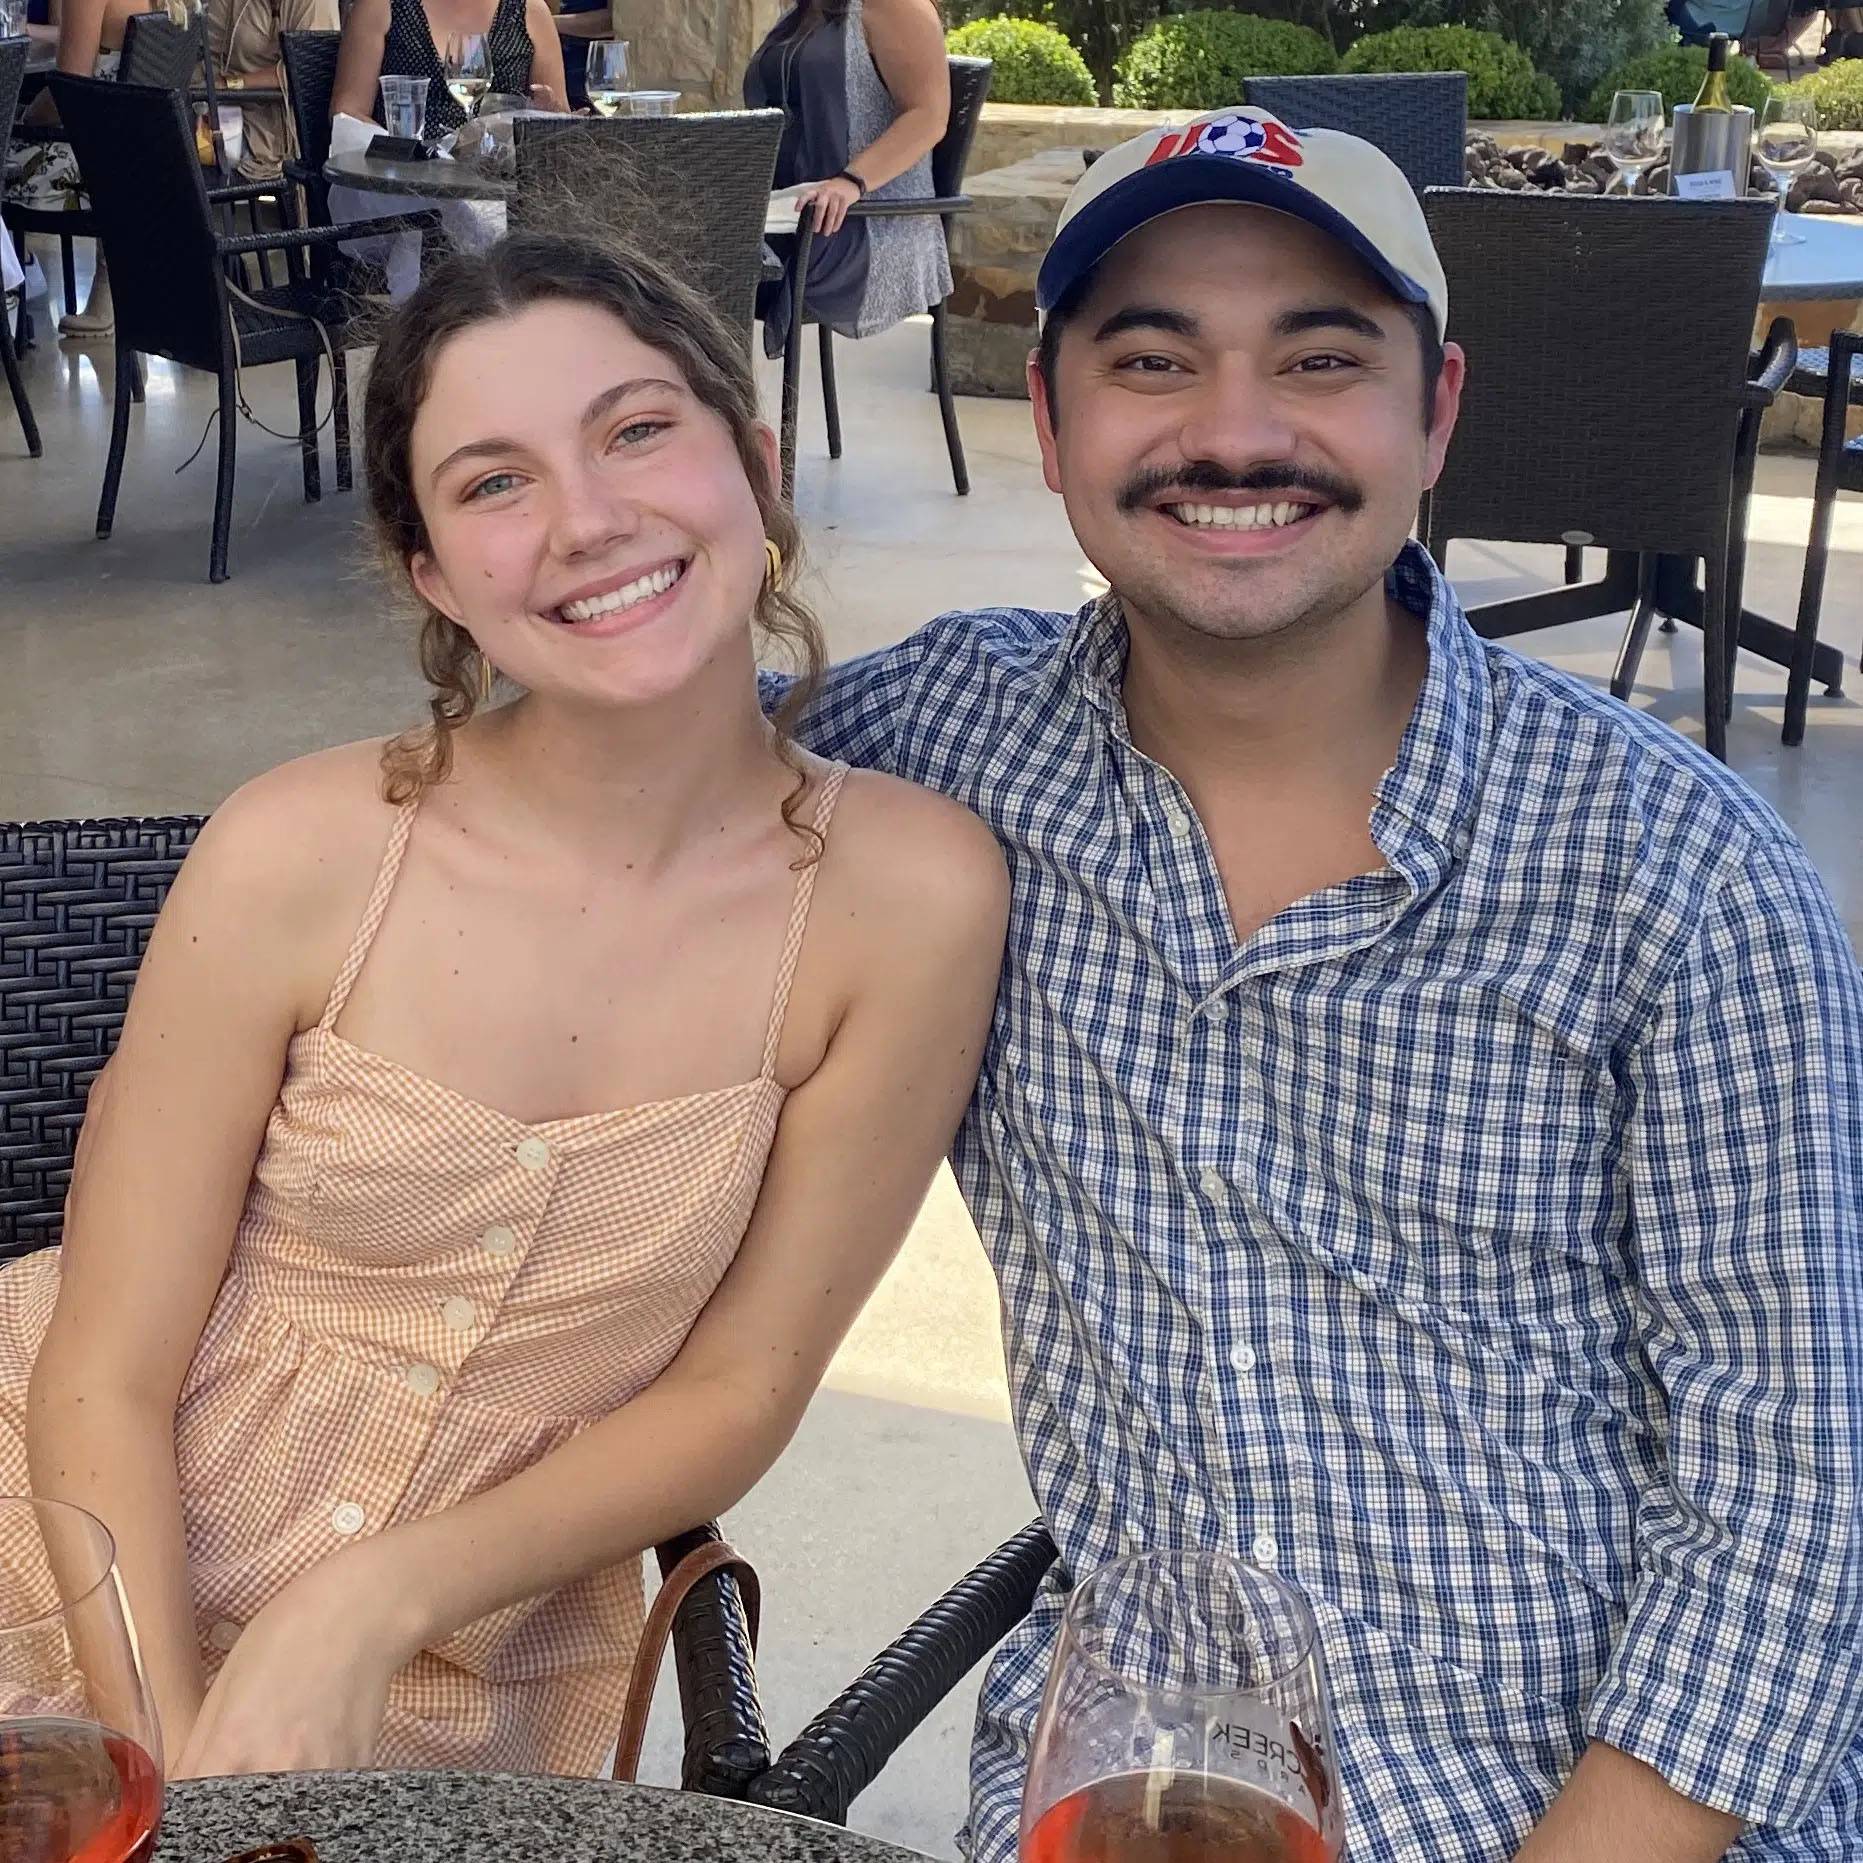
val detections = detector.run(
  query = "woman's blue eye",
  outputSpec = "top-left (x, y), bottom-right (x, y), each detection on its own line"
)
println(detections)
top-left (612, 419), bottom-right (669, 447)
top-left (465, 472), bottom-right (522, 501)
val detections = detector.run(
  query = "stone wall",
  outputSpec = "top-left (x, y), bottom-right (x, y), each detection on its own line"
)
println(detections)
top-left (610, 0), bottom-right (780, 106)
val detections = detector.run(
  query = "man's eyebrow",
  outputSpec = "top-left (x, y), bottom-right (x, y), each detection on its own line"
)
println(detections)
top-left (1272, 305), bottom-right (1388, 342)
top-left (1090, 305), bottom-right (1200, 344)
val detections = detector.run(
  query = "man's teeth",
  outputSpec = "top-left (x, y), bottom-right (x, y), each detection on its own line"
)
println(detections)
top-left (559, 562), bottom-right (683, 623)
top-left (1166, 501), bottom-right (1315, 530)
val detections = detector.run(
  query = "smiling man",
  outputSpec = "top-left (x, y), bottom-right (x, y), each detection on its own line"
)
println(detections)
top-left (780, 111), bottom-right (1863, 1863)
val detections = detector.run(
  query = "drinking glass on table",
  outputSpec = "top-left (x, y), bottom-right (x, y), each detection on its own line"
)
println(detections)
top-left (441, 31), bottom-right (492, 117)
top-left (1020, 1549), bottom-right (1342, 1863)
top-left (1757, 92), bottom-right (1819, 246)
top-left (584, 39), bottom-right (631, 117)
top-left (378, 73), bottom-right (428, 141)
top-left (1603, 89), bottom-right (1666, 194)
top-left (0, 1497), bottom-right (164, 1863)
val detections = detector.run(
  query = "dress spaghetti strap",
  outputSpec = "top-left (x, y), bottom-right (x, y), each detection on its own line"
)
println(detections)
top-left (759, 763), bottom-right (849, 1077)
top-left (316, 800), bottom-right (421, 1032)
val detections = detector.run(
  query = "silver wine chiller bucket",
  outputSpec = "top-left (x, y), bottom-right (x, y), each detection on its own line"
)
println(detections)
top-left (1669, 103), bottom-right (1755, 192)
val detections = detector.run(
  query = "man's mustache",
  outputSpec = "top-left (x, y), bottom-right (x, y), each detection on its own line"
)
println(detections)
top-left (1117, 461), bottom-right (1365, 515)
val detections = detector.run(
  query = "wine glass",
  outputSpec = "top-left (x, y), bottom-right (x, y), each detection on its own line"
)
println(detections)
top-left (1603, 90), bottom-right (1666, 195)
top-left (441, 31), bottom-right (492, 118)
top-left (1757, 92), bottom-right (1819, 247)
top-left (1021, 1549), bottom-right (1342, 1863)
top-left (0, 1497), bottom-right (163, 1863)
top-left (584, 39), bottom-right (631, 118)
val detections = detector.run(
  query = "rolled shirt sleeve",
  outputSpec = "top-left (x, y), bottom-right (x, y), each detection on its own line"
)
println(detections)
top-left (1586, 833), bottom-right (1863, 1827)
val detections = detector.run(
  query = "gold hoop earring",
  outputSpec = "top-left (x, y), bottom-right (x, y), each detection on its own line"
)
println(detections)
top-left (478, 653), bottom-right (495, 704)
top-left (763, 538), bottom-right (783, 592)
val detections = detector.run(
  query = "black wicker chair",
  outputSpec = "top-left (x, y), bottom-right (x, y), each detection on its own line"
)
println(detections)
top-left (279, 29), bottom-right (341, 236)
top-left (510, 109), bottom-right (785, 339)
top-left (53, 74), bottom-right (436, 582)
top-left (0, 813), bottom-right (771, 1798)
top-left (744, 1521), bottom-right (1058, 1823)
top-left (778, 55), bottom-right (992, 501)
top-left (0, 36), bottom-right (40, 457)
top-left (6, 9), bottom-right (204, 343)
top-left (1242, 72), bottom-right (1466, 195)
top-left (1419, 189), bottom-right (1781, 762)
top-left (1784, 328), bottom-right (1863, 746)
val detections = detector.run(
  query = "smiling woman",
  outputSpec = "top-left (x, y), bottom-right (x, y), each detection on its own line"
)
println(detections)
top-left (0, 230), bottom-right (1007, 1783)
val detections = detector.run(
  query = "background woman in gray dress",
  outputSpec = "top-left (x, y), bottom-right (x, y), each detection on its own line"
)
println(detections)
top-left (743, 0), bottom-right (950, 358)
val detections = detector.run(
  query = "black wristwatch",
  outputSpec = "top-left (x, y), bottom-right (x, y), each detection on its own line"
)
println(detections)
top-left (835, 167), bottom-right (870, 196)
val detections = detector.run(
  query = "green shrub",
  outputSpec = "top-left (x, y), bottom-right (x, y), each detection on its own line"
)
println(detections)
top-left (1113, 10), bottom-right (1337, 110)
top-left (1581, 41), bottom-right (1773, 123)
top-left (1341, 23), bottom-right (1559, 119)
top-left (1783, 59), bottom-right (1863, 132)
top-left (945, 16), bottom-right (1097, 105)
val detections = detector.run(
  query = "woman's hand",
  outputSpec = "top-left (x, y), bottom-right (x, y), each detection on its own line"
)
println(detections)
top-left (528, 78), bottom-right (567, 112)
top-left (799, 174), bottom-right (863, 239)
top-left (171, 1553), bottom-right (410, 1779)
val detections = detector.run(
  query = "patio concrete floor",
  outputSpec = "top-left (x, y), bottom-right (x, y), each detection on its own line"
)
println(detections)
top-left (2, 280), bottom-right (1859, 1857)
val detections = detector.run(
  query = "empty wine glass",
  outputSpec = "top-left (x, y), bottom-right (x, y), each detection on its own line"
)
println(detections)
top-left (1021, 1550), bottom-right (1343, 1863)
top-left (441, 32), bottom-right (492, 118)
top-left (1757, 92), bottom-right (1819, 247)
top-left (585, 39), bottom-right (630, 118)
top-left (0, 1497), bottom-right (164, 1863)
top-left (1604, 89), bottom-right (1666, 195)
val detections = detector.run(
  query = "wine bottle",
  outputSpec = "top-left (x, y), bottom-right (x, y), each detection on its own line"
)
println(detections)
top-left (1693, 33), bottom-right (1732, 112)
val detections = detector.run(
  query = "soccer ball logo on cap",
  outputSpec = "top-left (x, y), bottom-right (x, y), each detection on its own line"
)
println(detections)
top-left (1148, 109), bottom-right (1307, 176)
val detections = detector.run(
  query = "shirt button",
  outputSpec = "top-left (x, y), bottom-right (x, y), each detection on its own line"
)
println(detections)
top-left (480, 1223), bottom-right (518, 1257)
top-left (331, 1502), bottom-right (366, 1537)
top-left (206, 1619), bottom-right (241, 1653)
top-left (1251, 1532), bottom-right (1280, 1568)
top-left (515, 1136), bottom-right (551, 1171)
top-left (1164, 808), bottom-right (1193, 839)
top-left (1198, 1166), bottom-right (1228, 1201)
top-left (1229, 1344), bottom-right (1257, 1374)
top-left (442, 1296), bottom-right (476, 1333)
top-left (405, 1362), bottom-right (441, 1397)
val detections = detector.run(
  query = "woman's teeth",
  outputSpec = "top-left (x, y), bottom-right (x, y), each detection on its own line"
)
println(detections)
top-left (557, 561), bottom-right (684, 623)
top-left (1166, 501), bottom-right (1317, 530)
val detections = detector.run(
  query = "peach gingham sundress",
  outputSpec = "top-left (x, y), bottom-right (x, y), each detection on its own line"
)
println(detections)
top-left (0, 764), bottom-right (848, 1773)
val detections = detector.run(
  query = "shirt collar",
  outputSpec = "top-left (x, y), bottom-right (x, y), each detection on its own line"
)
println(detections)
top-left (1057, 542), bottom-right (1495, 889)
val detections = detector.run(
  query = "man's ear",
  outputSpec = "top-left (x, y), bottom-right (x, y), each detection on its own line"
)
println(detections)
top-left (1421, 340), bottom-right (1466, 493)
top-left (1028, 350), bottom-right (1064, 496)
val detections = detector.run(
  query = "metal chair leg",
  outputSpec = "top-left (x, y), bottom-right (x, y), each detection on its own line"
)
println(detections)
top-left (295, 354), bottom-right (320, 503)
top-left (210, 368), bottom-right (238, 584)
top-left (1783, 368), bottom-right (1848, 746)
top-left (95, 344), bottom-right (134, 538)
top-left (0, 312), bottom-right (41, 459)
top-left (818, 323), bottom-right (842, 460)
top-left (1701, 535), bottom-right (1733, 763)
top-left (60, 234), bottom-right (76, 317)
top-left (332, 348), bottom-right (352, 493)
top-left (930, 299), bottom-right (968, 497)
top-left (128, 351), bottom-right (144, 405)
top-left (1563, 542), bottom-right (1584, 583)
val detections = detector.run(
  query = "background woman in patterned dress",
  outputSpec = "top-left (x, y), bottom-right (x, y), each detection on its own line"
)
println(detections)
top-left (0, 232), bottom-right (1005, 1778)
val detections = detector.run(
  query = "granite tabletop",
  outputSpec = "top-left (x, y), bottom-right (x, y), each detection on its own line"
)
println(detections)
top-left (156, 1772), bottom-right (937, 1862)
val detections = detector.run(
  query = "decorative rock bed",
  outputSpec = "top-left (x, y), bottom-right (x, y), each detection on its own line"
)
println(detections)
top-left (1464, 134), bottom-right (1863, 211)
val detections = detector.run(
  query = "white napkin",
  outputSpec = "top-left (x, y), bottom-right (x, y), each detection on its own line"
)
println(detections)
top-left (329, 111), bottom-right (379, 157)
top-left (764, 184), bottom-right (812, 235)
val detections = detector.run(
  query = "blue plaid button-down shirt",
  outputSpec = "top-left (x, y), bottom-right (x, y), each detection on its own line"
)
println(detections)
top-left (784, 544), bottom-right (1863, 1862)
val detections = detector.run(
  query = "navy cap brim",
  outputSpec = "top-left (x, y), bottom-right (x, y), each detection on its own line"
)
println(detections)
top-left (1036, 152), bottom-right (1432, 316)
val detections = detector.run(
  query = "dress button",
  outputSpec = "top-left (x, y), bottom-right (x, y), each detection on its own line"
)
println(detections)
top-left (206, 1619), bottom-right (241, 1653)
top-left (515, 1136), bottom-right (551, 1171)
top-left (480, 1223), bottom-right (518, 1257)
top-left (442, 1296), bottom-right (476, 1333)
top-left (1229, 1344), bottom-right (1257, 1374)
top-left (1198, 1166), bottom-right (1228, 1201)
top-left (405, 1362), bottom-right (441, 1397)
top-left (331, 1502), bottom-right (366, 1537)
top-left (1250, 1532), bottom-right (1280, 1568)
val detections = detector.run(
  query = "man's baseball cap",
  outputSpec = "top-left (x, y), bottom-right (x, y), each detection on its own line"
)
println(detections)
top-left (1036, 107), bottom-right (1449, 339)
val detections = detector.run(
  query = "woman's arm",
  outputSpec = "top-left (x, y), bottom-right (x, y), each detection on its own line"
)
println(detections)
top-left (26, 766), bottom-right (367, 1766)
top-left (797, 0), bottom-right (949, 236)
top-left (172, 777), bottom-right (1010, 1777)
top-left (329, 0), bottom-right (391, 121)
top-left (523, 0), bottom-right (569, 112)
top-left (19, 0), bottom-right (105, 124)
